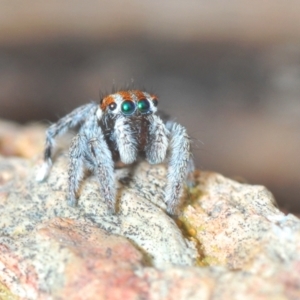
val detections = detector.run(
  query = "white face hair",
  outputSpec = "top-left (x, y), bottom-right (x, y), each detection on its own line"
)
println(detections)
top-left (37, 89), bottom-right (194, 216)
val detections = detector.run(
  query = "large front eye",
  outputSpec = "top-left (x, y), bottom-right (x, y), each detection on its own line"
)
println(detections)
top-left (138, 99), bottom-right (150, 114)
top-left (121, 100), bottom-right (136, 115)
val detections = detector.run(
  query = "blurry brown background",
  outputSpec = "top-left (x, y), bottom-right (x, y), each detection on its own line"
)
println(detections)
top-left (0, 1), bottom-right (299, 212)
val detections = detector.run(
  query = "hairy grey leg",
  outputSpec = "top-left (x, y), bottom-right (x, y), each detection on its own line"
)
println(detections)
top-left (81, 116), bottom-right (116, 212)
top-left (186, 155), bottom-right (195, 187)
top-left (36, 102), bottom-right (97, 182)
top-left (165, 121), bottom-right (192, 215)
top-left (87, 137), bottom-right (116, 213)
top-left (68, 134), bottom-right (86, 206)
top-left (114, 116), bottom-right (137, 164)
top-left (145, 115), bottom-right (169, 164)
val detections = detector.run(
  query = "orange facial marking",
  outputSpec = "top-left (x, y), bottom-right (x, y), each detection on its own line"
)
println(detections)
top-left (150, 93), bottom-right (158, 102)
top-left (100, 95), bottom-right (115, 111)
top-left (133, 90), bottom-right (146, 100)
top-left (117, 91), bottom-right (132, 101)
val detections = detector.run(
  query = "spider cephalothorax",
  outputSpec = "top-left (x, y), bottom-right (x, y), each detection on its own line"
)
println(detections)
top-left (36, 90), bottom-right (194, 215)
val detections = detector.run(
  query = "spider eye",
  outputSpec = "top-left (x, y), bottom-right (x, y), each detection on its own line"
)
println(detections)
top-left (108, 102), bottom-right (117, 111)
top-left (121, 100), bottom-right (136, 115)
top-left (138, 99), bottom-right (150, 113)
top-left (152, 99), bottom-right (158, 107)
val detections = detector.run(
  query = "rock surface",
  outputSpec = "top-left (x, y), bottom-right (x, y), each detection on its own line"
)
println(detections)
top-left (0, 121), bottom-right (300, 299)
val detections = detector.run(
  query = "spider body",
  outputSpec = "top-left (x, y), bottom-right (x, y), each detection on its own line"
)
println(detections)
top-left (37, 90), bottom-right (194, 215)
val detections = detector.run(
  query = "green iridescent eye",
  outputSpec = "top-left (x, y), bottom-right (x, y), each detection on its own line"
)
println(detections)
top-left (121, 100), bottom-right (136, 115)
top-left (138, 99), bottom-right (150, 113)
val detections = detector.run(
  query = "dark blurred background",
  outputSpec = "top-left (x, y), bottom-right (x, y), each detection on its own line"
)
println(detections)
top-left (0, 1), bottom-right (299, 212)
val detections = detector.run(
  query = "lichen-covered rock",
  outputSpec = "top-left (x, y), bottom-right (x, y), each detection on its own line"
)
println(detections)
top-left (180, 172), bottom-right (300, 273)
top-left (0, 120), bottom-right (300, 299)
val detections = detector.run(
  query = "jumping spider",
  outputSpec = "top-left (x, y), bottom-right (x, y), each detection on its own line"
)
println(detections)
top-left (36, 90), bottom-right (194, 215)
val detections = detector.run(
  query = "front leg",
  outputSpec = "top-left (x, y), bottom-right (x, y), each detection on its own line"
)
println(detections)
top-left (68, 134), bottom-right (86, 206)
top-left (165, 121), bottom-right (193, 215)
top-left (84, 125), bottom-right (116, 213)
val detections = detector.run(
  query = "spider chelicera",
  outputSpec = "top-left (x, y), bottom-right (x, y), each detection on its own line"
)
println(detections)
top-left (36, 90), bottom-right (194, 215)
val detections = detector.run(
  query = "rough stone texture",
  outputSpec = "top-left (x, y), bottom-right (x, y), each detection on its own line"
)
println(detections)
top-left (180, 172), bottom-right (300, 272)
top-left (1, 218), bottom-right (148, 299)
top-left (0, 120), bottom-right (300, 299)
top-left (0, 155), bottom-right (197, 269)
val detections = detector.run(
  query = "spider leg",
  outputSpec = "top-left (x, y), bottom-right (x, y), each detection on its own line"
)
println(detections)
top-left (164, 121), bottom-right (193, 215)
top-left (78, 115), bottom-right (116, 212)
top-left (88, 137), bottom-right (116, 212)
top-left (68, 134), bottom-right (86, 206)
top-left (36, 102), bottom-right (97, 182)
top-left (186, 154), bottom-right (195, 187)
top-left (145, 115), bottom-right (169, 164)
